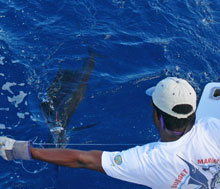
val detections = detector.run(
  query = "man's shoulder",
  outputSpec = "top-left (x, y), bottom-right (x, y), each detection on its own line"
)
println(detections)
top-left (193, 116), bottom-right (220, 137)
top-left (195, 116), bottom-right (220, 127)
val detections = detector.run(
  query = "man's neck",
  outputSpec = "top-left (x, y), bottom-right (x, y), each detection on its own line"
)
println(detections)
top-left (160, 125), bottom-right (194, 142)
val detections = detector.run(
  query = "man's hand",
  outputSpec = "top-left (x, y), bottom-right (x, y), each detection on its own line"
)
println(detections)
top-left (0, 136), bottom-right (32, 161)
top-left (0, 136), bottom-right (16, 160)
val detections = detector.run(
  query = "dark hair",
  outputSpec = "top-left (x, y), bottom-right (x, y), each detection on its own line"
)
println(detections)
top-left (153, 103), bottom-right (196, 131)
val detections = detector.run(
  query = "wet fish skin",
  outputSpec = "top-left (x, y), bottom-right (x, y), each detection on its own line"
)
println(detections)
top-left (41, 51), bottom-right (96, 145)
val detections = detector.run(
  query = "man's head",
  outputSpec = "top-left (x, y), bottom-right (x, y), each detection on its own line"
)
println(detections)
top-left (146, 77), bottom-right (197, 141)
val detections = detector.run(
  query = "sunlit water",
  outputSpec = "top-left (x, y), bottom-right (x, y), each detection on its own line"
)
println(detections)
top-left (0, 0), bottom-right (220, 188)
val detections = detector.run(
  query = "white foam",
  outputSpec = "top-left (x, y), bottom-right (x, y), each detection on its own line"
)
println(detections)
top-left (8, 91), bottom-right (27, 107)
top-left (12, 60), bottom-right (20, 64)
top-left (0, 57), bottom-right (4, 65)
top-left (17, 113), bottom-right (25, 119)
top-left (18, 83), bottom-right (25, 86)
top-left (0, 108), bottom-right (9, 111)
top-left (50, 126), bottom-right (64, 133)
top-left (30, 115), bottom-right (37, 122)
top-left (17, 112), bottom-right (30, 119)
top-left (0, 124), bottom-right (5, 129)
top-left (2, 82), bottom-right (26, 94)
top-left (2, 82), bottom-right (16, 94)
top-left (104, 34), bottom-right (111, 40)
top-left (0, 73), bottom-right (4, 77)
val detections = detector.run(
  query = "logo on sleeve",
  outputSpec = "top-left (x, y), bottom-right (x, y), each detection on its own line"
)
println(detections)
top-left (114, 154), bottom-right (122, 165)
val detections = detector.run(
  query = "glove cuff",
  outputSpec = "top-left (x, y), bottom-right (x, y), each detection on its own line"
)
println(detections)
top-left (5, 141), bottom-right (33, 160)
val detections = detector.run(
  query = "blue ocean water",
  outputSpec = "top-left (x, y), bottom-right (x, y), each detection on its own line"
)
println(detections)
top-left (0, 0), bottom-right (220, 188)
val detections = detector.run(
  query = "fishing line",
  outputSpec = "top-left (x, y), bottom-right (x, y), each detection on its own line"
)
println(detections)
top-left (13, 137), bottom-right (48, 174)
top-left (6, 135), bottom-right (142, 174)
top-left (13, 160), bottom-right (48, 174)
top-left (33, 142), bottom-right (143, 146)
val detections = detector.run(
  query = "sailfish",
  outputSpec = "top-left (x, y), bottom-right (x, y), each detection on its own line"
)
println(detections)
top-left (178, 156), bottom-right (209, 188)
top-left (41, 50), bottom-right (96, 146)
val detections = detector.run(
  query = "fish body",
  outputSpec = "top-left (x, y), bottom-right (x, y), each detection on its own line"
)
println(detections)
top-left (41, 51), bottom-right (96, 145)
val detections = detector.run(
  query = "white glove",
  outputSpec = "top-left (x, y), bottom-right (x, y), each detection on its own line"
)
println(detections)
top-left (0, 137), bottom-right (16, 160)
top-left (0, 136), bottom-right (32, 161)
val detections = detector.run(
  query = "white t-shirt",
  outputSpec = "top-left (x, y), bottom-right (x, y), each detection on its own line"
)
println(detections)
top-left (102, 117), bottom-right (220, 188)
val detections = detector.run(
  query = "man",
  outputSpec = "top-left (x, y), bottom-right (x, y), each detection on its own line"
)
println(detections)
top-left (1, 77), bottom-right (220, 188)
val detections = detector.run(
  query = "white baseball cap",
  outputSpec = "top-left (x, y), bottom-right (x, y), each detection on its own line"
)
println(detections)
top-left (145, 77), bottom-right (197, 119)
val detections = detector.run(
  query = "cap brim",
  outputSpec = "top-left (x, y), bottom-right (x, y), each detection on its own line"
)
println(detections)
top-left (145, 86), bottom-right (156, 96)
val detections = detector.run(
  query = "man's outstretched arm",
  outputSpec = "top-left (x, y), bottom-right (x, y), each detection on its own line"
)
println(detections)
top-left (30, 147), bottom-right (105, 173)
top-left (0, 136), bottom-right (105, 173)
